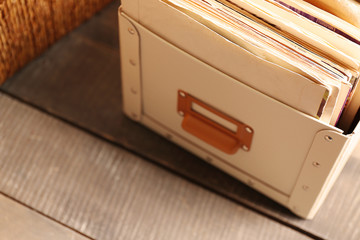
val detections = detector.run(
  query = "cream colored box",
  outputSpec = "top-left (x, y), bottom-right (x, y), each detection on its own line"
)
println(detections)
top-left (118, 0), bottom-right (360, 219)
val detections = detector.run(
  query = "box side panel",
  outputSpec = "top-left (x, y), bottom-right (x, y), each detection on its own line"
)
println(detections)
top-left (293, 123), bottom-right (360, 218)
top-left (288, 130), bottom-right (349, 218)
top-left (119, 11), bottom-right (142, 121)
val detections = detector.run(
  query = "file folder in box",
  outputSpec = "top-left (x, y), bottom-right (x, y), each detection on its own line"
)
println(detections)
top-left (118, 0), bottom-right (360, 219)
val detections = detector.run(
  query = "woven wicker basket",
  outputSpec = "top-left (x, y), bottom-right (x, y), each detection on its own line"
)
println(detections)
top-left (0, 0), bottom-right (113, 85)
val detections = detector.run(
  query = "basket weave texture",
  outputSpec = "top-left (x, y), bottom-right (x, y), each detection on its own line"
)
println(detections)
top-left (0, 0), bottom-right (113, 85)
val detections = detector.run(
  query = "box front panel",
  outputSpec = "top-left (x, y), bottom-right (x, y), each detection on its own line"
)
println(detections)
top-left (130, 18), bottom-right (341, 196)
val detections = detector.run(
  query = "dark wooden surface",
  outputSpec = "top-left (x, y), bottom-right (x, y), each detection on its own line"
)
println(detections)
top-left (1, 1), bottom-right (360, 239)
top-left (0, 93), bottom-right (311, 240)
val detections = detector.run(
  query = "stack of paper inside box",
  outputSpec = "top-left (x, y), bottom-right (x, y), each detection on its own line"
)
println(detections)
top-left (164, 0), bottom-right (360, 132)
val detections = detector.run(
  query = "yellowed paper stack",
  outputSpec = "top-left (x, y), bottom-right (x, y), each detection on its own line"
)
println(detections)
top-left (164, 0), bottom-right (360, 132)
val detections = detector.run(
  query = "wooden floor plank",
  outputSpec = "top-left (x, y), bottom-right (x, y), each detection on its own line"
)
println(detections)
top-left (73, 0), bottom-right (120, 51)
top-left (2, 1), bottom-right (360, 239)
top-left (0, 93), bottom-right (311, 240)
top-left (0, 194), bottom-right (90, 240)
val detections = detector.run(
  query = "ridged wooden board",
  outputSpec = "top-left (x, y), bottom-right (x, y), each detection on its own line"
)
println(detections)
top-left (0, 194), bottom-right (90, 240)
top-left (1, 1), bottom-right (360, 239)
top-left (0, 93), bottom-right (312, 240)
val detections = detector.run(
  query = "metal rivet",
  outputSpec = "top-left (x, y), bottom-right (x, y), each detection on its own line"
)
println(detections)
top-left (131, 87), bottom-right (137, 94)
top-left (245, 127), bottom-right (253, 134)
top-left (302, 185), bottom-right (309, 191)
top-left (129, 59), bottom-right (136, 66)
top-left (247, 179), bottom-right (254, 186)
top-left (179, 111), bottom-right (184, 116)
top-left (242, 145), bottom-right (249, 151)
top-left (179, 91), bottom-right (186, 98)
top-left (128, 28), bottom-right (135, 34)
top-left (205, 157), bottom-right (213, 163)
top-left (312, 162), bottom-right (321, 168)
top-left (324, 135), bottom-right (333, 142)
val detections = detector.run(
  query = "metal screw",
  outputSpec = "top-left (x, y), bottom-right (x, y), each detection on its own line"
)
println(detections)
top-left (242, 145), bottom-right (249, 151)
top-left (179, 111), bottom-right (184, 116)
top-left (302, 185), bottom-right (309, 191)
top-left (324, 135), bottom-right (333, 142)
top-left (128, 28), bottom-right (135, 34)
top-left (312, 162), bottom-right (321, 168)
top-left (245, 127), bottom-right (253, 134)
top-left (179, 91), bottom-right (186, 98)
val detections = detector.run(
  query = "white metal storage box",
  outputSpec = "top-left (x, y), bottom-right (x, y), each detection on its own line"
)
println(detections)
top-left (118, 0), bottom-right (360, 219)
